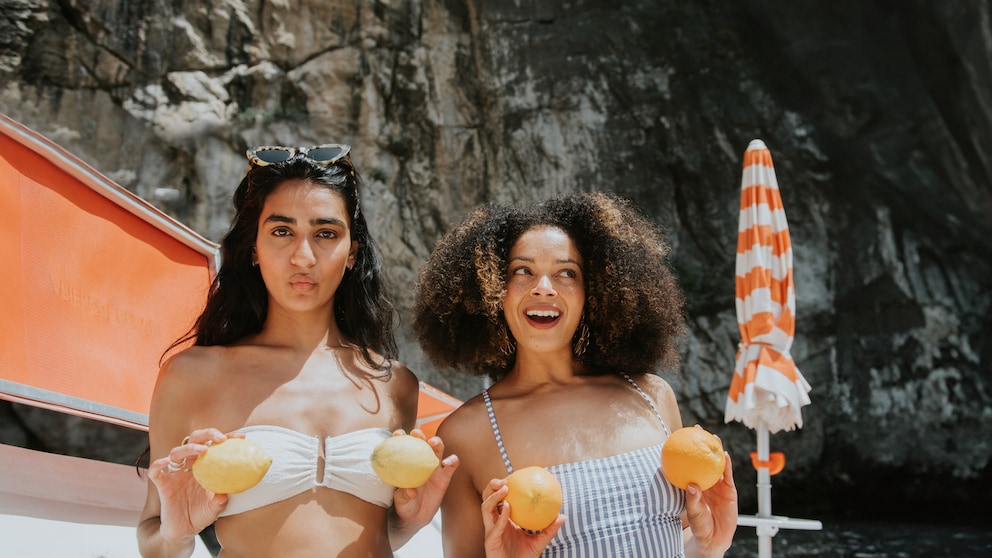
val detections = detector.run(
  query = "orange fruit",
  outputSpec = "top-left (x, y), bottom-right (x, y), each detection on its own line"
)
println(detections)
top-left (504, 466), bottom-right (563, 532)
top-left (661, 426), bottom-right (726, 490)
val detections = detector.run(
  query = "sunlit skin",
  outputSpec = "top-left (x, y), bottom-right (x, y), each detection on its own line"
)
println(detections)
top-left (254, 179), bottom-right (358, 321)
top-left (138, 179), bottom-right (458, 558)
top-left (502, 226), bottom-right (585, 361)
top-left (437, 225), bottom-right (737, 558)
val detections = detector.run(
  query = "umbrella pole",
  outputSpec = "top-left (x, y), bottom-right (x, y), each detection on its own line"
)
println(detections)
top-left (756, 420), bottom-right (774, 558)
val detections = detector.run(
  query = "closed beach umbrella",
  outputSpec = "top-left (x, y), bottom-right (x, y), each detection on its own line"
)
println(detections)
top-left (725, 139), bottom-right (811, 432)
top-left (725, 139), bottom-right (818, 557)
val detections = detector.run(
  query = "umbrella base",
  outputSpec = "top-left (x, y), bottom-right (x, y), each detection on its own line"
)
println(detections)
top-left (738, 514), bottom-right (823, 537)
top-left (738, 515), bottom-right (823, 557)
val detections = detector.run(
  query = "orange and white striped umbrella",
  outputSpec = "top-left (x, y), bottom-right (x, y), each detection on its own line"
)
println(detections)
top-left (725, 139), bottom-right (812, 434)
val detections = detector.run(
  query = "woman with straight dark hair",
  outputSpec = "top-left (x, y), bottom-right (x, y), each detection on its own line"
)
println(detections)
top-left (138, 145), bottom-right (457, 557)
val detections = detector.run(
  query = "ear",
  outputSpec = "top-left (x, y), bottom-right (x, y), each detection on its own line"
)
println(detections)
top-left (347, 240), bottom-right (359, 269)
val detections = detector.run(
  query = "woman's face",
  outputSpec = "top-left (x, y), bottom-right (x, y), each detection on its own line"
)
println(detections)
top-left (502, 225), bottom-right (585, 355)
top-left (254, 179), bottom-right (357, 316)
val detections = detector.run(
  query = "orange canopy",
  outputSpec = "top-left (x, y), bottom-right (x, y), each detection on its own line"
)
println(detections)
top-left (416, 381), bottom-right (462, 438)
top-left (0, 113), bottom-right (218, 430)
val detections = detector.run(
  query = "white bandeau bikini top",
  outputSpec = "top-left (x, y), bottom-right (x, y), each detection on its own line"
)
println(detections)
top-left (217, 424), bottom-right (394, 517)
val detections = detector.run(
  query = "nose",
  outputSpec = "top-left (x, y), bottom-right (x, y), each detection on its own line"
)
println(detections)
top-left (531, 274), bottom-right (557, 296)
top-left (290, 238), bottom-right (316, 267)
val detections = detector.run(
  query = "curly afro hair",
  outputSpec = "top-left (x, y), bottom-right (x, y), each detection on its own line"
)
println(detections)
top-left (413, 192), bottom-right (686, 381)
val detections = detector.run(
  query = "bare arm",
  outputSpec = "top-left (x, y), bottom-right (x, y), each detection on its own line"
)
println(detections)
top-left (136, 483), bottom-right (197, 558)
top-left (136, 353), bottom-right (231, 558)
top-left (437, 410), bottom-right (490, 558)
top-left (440, 447), bottom-right (488, 557)
top-left (387, 364), bottom-right (460, 550)
top-left (639, 373), bottom-right (738, 557)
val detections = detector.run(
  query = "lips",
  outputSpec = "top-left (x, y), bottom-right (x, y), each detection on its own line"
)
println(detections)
top-left (525, 308), bottom-right (561, 326)
top-left (290, 275), bottom-right (316, 290)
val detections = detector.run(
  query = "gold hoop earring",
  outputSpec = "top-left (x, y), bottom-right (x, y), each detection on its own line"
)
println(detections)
top-left (573, 320), bottom-right (590, 356)
top-left (498, 324), bottom-right (516, 356)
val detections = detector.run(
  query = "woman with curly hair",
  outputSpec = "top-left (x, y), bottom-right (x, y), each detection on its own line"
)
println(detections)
top-left (414, 192), bottom-right (737, 557)
top-left (138, 145), bottom-right (457, 558)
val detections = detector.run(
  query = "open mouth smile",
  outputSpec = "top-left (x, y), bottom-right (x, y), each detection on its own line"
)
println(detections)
top-left (526, 308), bottom-right (561, 325)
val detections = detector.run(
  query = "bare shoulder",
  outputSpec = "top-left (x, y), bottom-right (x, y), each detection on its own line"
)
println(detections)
top-left (627, 372), bottom-right (684, 430)
top-left (155, 346), bottom-right (223, 394)
top-left (378, 359), bottom-right (419, 431)
top-left (148, 346), bottom-right (231, 451)
top-left (629, 371), bottom-right (676, 399)
top-left (435, 393), bottom-right (489, 456)
top-left (386, 359), bottom-right (419, 391)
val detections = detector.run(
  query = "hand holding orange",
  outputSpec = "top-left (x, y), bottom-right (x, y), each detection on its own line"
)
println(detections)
top-left (661, 426), bottom-right (726, 490)
top-left (504, 466), bottom-right (563, 532)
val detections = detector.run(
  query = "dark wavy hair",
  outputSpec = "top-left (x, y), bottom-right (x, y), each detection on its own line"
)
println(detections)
top-left (413, 191), bottom-right (685, 381)
top-left (165, 156), bottom-right (397, 370)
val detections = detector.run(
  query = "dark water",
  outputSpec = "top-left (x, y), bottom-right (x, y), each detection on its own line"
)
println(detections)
top-left (727, 520), bottom-right (992, 558)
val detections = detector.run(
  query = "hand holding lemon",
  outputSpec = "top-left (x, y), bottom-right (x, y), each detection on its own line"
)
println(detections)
top-left (191, 438), bottom-right (272, 494)
top-left (370, 434), bottom-right (441, 488)
top-left (661, 426), bottom-right (726, 490)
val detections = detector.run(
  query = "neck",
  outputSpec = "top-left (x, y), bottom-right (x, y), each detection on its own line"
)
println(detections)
top-left (503, 347), bottom-right (583, 389)
top-left (257, 304), bottom-right (346, 352)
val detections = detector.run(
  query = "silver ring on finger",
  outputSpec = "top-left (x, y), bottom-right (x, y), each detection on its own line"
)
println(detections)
top-left (166, 457), bottom-right (187, 473)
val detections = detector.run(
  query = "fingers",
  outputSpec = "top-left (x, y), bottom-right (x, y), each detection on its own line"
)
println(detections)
top-left (162, 428), bottom-right (233, 475)
top-left (440, 453), bottom-right (459, 472)
top-left (482, 478), bottom-right (508, 503)
top-left (150, 456), bottom-right (183, 479)
top-left (532, 514), bottom-right (566, 546)
top-left (187, 427), bottom-right (231, 445)
top-left (431, 453), bottom-right (459, 489)
top-left (722, 451), bottom-right (736, 488)
top-left (481, 478), bottom-right (508, 525)
top-left (393, 428), bottom-right (427, 440)
top-left (390, 429), bottom-right (452, 465)
top-left (482, 491), bottom-right (512, 552)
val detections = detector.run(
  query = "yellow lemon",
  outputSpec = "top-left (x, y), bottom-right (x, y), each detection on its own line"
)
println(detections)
top-left (191, 438), bottom-right (272, 494)
top-left (370, 435), bottom-right (440, 488)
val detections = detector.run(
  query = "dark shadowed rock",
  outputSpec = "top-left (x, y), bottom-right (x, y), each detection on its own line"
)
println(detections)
top-left (1, 0), bottom-right (989, 521)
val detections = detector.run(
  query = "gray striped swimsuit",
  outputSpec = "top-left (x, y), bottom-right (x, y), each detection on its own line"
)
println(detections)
top-left (483, 374), bottom-right (686, 557)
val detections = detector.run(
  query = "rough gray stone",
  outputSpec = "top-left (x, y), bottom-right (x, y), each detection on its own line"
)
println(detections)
top-left (1, 0), bottom-right (989, 519)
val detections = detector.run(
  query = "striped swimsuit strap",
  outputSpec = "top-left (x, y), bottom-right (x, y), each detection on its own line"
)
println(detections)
top-left (482, 372), bottom-right (670, 474)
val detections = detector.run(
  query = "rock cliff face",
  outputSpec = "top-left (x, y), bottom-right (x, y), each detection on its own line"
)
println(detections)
top-left (2, 0), bottom-right (989, 519)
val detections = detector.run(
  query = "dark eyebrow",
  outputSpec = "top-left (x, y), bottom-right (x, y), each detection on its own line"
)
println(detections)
top-left (312, 217), bottom-right (347, 227)
top-left (263, 213), bottom-right (295, 224)
top-left (263, 214), bottom-right (347, 227)
top-left (508, 255), bottom-right (582, 267)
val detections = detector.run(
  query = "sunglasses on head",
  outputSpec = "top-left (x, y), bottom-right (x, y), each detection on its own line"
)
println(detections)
top-left (246, 144), bottom-right (352, 168)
